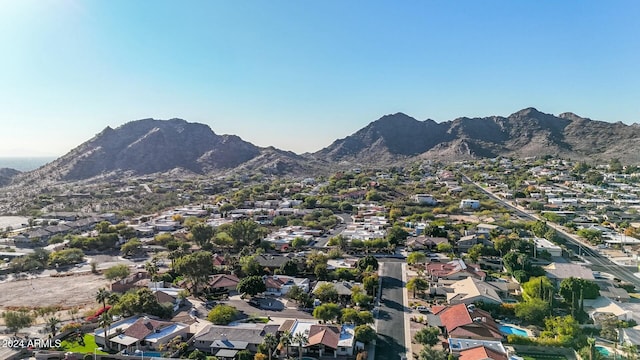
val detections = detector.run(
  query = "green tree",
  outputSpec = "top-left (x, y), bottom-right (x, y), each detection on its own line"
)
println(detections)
top-left (407, 252), bottom-right (427, 265)
top-left (144, 261), bottom-right (159, 281)
top-left (314, 263), bottom-right (329, 280)
top-left (207, 304), bottom-right (239, 325)
top-left (291, 237), bottom-right (307, 249)
top-left (418, 347), bottom-right (448, 360)
top-left (413, 326), bottom-right (440, 346)
top-left (577, 228), bottom-right (603, 244)
top-left (314, 283), bottom-right (338, 302)
top-left (356, 255), bottom-right (379, 271)
top-left (541, 315), bottom-right (580, 346)
top-left (46, 316), bottom-right (61, 337)
top-left (522, 276), bottom-right (554, 302)
top-left (515, 298), bottom-right (550, 324)
top-left (560, 277), bottom-right (600, 302)
top-left (48, 248), bottom-right (84, 266)
top-left (237, 276), bottom-right (266, 297)
top-left (279, 331), bottom-right (292, 358)
top-left (272, 216), bottom-right (288, 227)
top-left (280, 260), bottom-right (299, 276)
top-left (174, 251), bottom-right (213, 295)
top-left (341, 308), bottom-right (359, 324)
top-left (2, 311), bottom-right (33, 335)
top-left (98, 312), bottom-right (112, 349)
top-left (237, 350), bottom-right (253, 360)
top-left (188, 349), bottom-right (207, 360)
top-left (467, 244), bottom-right (484, 263)
top-left (104, 264), bottom-right (131, 280)
top-left (354, 325), bottom-right (377, 343)
top-left (191, 223), bottom-right (214, 247)
top-left (293, 331), bottom-right (308, 360)
top-left (407, 277), bottom-right (429, 298)
top-left (436, 242), bottom-right (453, 253)
top-left (120, 238), bottom-right (142, 256)
top-left (313, 303), bottom-right (341, 323)
top-left (96, 287), bottom-right (111, 309)
top-left (262, 333), bottom-right (278, 360)
top-left (240, 255), bottom-right (263, 276)
top-left (228, 219), bottom-right (263, 247)
top-left (387, 226), bottom-right (409, 246)
top-left (363, 274), bottom-right (379, 295)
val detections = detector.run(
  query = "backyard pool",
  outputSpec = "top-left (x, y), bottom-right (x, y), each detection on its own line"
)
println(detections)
top-left (499, 324), bottom-right (528, 337)
top-left (595, 346), bottom-right (610, 356)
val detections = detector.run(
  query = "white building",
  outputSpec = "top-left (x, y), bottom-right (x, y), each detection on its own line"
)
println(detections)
top-left (459, 199), bottom-right (481, 210)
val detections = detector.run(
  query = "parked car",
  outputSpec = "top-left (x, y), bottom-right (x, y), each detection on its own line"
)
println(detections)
top-left (415, 306), bottom-right (430, 313)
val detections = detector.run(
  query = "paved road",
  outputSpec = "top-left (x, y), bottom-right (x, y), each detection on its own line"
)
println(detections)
top-left (375, 262), bottom-right (407, 360)
top-left (463, 175), bottom-right (640, 289)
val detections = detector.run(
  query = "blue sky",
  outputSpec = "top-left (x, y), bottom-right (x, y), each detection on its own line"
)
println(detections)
top-left (1, 1), bottom-right (639, 156)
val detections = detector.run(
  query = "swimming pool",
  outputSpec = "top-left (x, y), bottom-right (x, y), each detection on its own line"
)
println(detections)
top-left (499, 324), bottom-right (528, 337)
top-left (595, 345), bottom-right (610, 356)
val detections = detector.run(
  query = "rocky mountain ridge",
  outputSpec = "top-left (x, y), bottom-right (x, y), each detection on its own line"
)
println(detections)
top-left (3, 108), bottom-right (640, 186)
top-left (315, 107), bottom-right (640, 164)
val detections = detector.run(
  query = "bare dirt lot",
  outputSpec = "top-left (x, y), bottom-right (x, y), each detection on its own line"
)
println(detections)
top-left (0, 272), bottom-right (110, 309)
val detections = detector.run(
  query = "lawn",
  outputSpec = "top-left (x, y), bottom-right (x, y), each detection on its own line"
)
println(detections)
top-left (59, 333), bottom-right (108, 354)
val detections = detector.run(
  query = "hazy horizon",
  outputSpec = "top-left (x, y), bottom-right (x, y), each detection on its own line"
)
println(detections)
top-left (1, 1), bottom-right (639, 157)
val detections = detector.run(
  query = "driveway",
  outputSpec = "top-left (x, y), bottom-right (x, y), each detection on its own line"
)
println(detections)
top-left (220, 297), bottom-right (315, 320)
top-left (375, 262), bottom-right (407, 360)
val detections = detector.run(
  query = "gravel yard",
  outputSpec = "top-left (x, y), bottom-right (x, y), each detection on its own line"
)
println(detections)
top-left (0, 272), bottom-right (110, 309)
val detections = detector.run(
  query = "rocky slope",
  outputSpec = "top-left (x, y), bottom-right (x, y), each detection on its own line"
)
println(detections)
top-left (11, 118), bottom-right (308, 184)
top-left (315, 108), bottom-right (640, 164)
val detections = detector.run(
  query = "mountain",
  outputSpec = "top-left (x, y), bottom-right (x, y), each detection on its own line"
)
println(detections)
top-left (315, 108), bottom-right (640, 164)
top-left (14, 118), bottom-right (308, 184)
top-left (0, 168), bottom-right (21, 187)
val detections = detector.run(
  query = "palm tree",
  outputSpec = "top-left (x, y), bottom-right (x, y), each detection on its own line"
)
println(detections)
top-left (263, 333), bottom-right (278, 360)
top-left (587, 337), bottom-right (596, 360)
top-left (144, 261), bottom-right (159, 281)
top-left (98, 312), bottom-right (112, 350)
top-left (96, 288), bottom-right (110, 310)
top-left (292, 331), bottom-right (309, 360)
top-left (279, 331), bottom-right (292, 358)
top-left (46, 317), bottom-right (61, 337)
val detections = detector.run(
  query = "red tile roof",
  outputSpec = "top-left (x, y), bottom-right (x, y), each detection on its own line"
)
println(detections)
top-left (208, 274), bottom-right (240, 289)
top-left (459, 346), bottom-right (507, 360)
top-left (426, 259), bottom-right (486, 280)
top-left (438, 304), bottom-right (501, 340)
top-left (440, 304), bottom-right (473, 333)
top-left (124, 317), bottom-right (172, 340)
top-left (307, 325), bottom-right (340, 349)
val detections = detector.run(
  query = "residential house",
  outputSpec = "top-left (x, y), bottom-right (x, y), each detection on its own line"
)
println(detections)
top-left (264, 275), bottom-right (310, 296)
top-left (414, 194), bottom-right (437, 205)
top-left (434, 303), bottom-right (502, 340)
top-left (457, 345), bottom-right (508, 360)
top-left (460, 200), bottom-right (481, 210)
top-left (255, 254), bottom-right (291, 270)
top-left (280, 320), bottom-right (360, 358)
top-left (313, 281), bottom-right (363, 303)
top-left (457, 234), bottom-right (491, 253)
top-left (620, 327), bottom-right (640, 348)
top-left (543, 263), bottom-right (595, 286)
top-left (426, 259), bottom-right (486, 282)
top-left (533, 237), bottom-right (563, 257)
top-left (95, 316), bottom-right (189, 352)
top-left (111, 272), bottom-right (149, 293)
top-left (586, 297), bottom-right (640, 324)
top-left (205, 274), bottom-right (240, 294)
top-left (406, 236), bottom-right (448, 251)
top-left (192, 323), bottom-right (279, 357)
top-left (445, 277), bottom-right (503, 305)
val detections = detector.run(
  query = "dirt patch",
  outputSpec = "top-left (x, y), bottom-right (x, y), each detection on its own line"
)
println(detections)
top-left (0, 272), bottom-right (110, 309)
